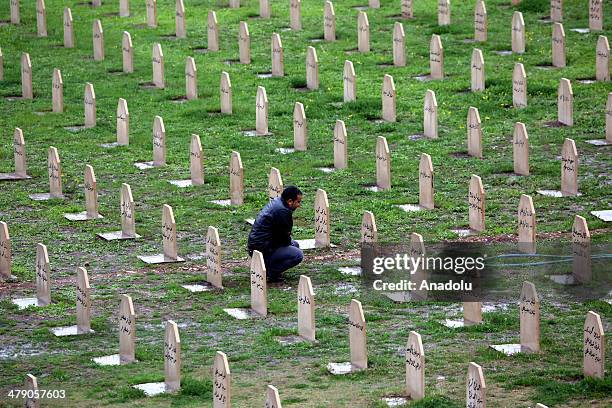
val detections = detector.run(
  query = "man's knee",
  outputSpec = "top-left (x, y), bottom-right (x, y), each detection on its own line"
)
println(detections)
top-left (293, 247), bottom-right (304, 265)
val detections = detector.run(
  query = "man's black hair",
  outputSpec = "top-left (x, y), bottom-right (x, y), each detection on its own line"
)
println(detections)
top-left (281, 186), bottom-right (302, 201)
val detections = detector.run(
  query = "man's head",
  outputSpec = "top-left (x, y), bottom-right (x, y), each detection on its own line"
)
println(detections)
top-left (282, 186), bottom-right (303, 211)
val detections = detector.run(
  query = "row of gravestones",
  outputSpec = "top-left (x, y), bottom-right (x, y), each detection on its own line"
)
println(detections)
top-left (8, 1), bottom-right (610, 85)
top-left (9, 0), bottom-right (606, 39)
top-left (11, 249), bottom-right (605, 405)
top-left (10, 42), bottom-right (611, 142)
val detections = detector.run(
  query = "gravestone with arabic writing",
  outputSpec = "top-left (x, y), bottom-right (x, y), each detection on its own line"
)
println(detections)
top-left (376, 136), bottom-right (391, 190)
top-left (596, 36), bottom-right (610, 81)
top-left (35, 243), bottom-right (50, 305)
top-left (584, 311), bottom-right (605, 378)
top-left (10, 0), bottom-right (19, 24)
top-left (474, 0), bottom-right (487, 42)
top-left (512, 12), bottom-right (525, 54)
top-left (513, 122), bottom-right (529, 175)
top-left (0, 222), bottom-right (12, 280)
top-left (393, 22), bottom-right (406, 67)
top-left (260, 0), bottom-right (270, 18)
top-left (268, 167), bottom-right (283, 200)
top-left (21, 53), bottom-right (32, 99)
top-left (589, 0), bottom-right (603, 31)
top-left (138, 205), bottom-right (185, 263)
top-left (272, 33), bottom-right (284, 77)
top-left (65, 165), bottom-right (103, 221)
top-left (466, 362), bottom-right (486, 408)
top-left (551, 0), bottom-right (562, 22)
top-left (93, 20), bottom-right (104, 61)
top-left (117, 98), bottom-right (129, 145)
top-left (185, 57), bottom-right (197, 100)
top-left (402, 0), bottom-right (413, 19)
top-left (119, 294), bottom-right (136, 363)
top-left (290, 0), bottom-right (302, 31)
top-left (146, 0), bottom-right (157, 28)
top-left (298, 275), bottom-right (315, 341)
top-left (517, 194), bottom-right (536, 254)
top-left (419, 153), bottom-right (434, 209)
top-left (471, 49), bottom-right (485, 92)
top-left (152, 43), bottom-right (164, 89)
top-left (315, 189), bottom-right (330, 248)
top-left (467, 107), bottom-right (482, 158)
top-left (68, 13), bottom-right (87, 47)
top-left (343, 60), bottom-right (356, 102)
top-left (349, 299), bottom-right (367, 370)
top-left (98, 183), bottom-right (140, 240)
top-left (207, 226), bottom-right (223, 288)
top-left (430, 35), bottom-right (444, 79)
top-left (25, 374), bottom-right (38, 408)
top-left (324, 1), bottom-right (336, 41)
top-left (122, 32), bottom-right (133, 73)
top-left (513, 63), bottom-right (527, 108)
top-left (208, 11), bottom-right (219, 51)
top-left (52, 69), bottom-right (63, 113)
top-left (213, 351), bottom-right (231, 407)
top-left (572, 215), bottom-right (591, 283)
top-left (558, 78), bottom-right (573, 126)
top-left (438, 0), bottom-right (450, 26)
top-left (406, 331), bottom-right (425, 400)
top-left (239, 21), bottom-right (250, 64)
top-left (561, 138), bottom-right (578, 196)
top-left (220, 72), bottom-right (232, 114)
top-left (552, 23), bottom-right (566, 68)
top-left (251, 250), bottom-right (267, 317)
top-left (30, 147), bottom-right (63, 200)
top-left (382, 75), bottom-right (396, 122)
top-left (265, 385), bottom-right (282, 408)
top-left (424, 90), bottom-right (438, 138)
top-left (334, 120), bottom-right (347, 169)
top-left (36, 0), bottom-right (47, 37)
top-left (120, 0), bottom-right (130, 17)
top-left (176, 0), bottom-right (186, 38)
top-left (256, 86), bottom-right (269, 135)
top-left (76, 267), bottom-right (92, 334)
top-left (361, 211), bottom-right (377, 244)
top-left (468, 175), bottom-right (485, 232)
top-left (84, 83), bottom-right (96, 128)
top-left (306, 47), bottom-right (319, 90)
top-left (358, 12), bottom-right (370, 53)
top-left (230, 151), bottom-right (243, 205)
top-left (0, 128), bottom-right (31, 181)
top-left (294, 102), bottom-right (307, 151)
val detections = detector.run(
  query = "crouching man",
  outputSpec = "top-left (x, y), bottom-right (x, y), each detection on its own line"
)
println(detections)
top-left (247, 186), bottom-right (304, 281)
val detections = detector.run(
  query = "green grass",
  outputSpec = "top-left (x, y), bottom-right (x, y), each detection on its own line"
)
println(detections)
top-left (0, 0), bottom-right (610, 407)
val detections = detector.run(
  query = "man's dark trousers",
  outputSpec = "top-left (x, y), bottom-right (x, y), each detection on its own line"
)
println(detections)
top-left (264, 239), bottom-right (303, 280)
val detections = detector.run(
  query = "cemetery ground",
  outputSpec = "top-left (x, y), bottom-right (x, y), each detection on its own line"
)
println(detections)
top-left (0, 0), bottom-right (611, 406)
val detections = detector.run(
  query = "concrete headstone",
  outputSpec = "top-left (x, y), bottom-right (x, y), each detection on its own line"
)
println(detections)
top-left (519, 281), bottom-right (540, 352)
top-left (406, 331), bottom-right (425, 400)
top-left (474, 0), bottom-right (487, 42)
top-left (36, 0), bottom-right (47, 37)
top-left (10, 0), bottom-right (19, 24)
top-left (76, 267), bottom-right (91, 334)
top-left (52, 69), bottom-right (63, 113)
top-left (25, 374), bottom-right (39, 408)
top-left (250, 250), bottom-right (267, 317)
top-left (175, 0), bottom-right (186, 38)
top-left (260, 0), bottom-right (270, 18)
top-left (583, 311), bottom-right (605, 378)
top-left (438, 0), bottom-right (451, 26)
top-left (471, 48), bottom-right (485, 92)
top-left (343, 60), bottom-right (356, 102)
top-left (358, 12), bottom-right (370, 53)
top-left (206, 226), bottom-right (222, 288)
top-left (349, 299), bottom-right (367, 370)
top-left (572, 215), bottom-right (591, 283)
top-left (517, 194), bottom-right (536, 254)
top-left (230, 151), bottom-right (243, 205)
top-left (120, 0), bottom-right (130, 17)
top-left (119, 294), bottom-right (136, 363)
top-left (552, 23), bottom-right (566, 68)
top-left (361, 211), bottom-right (377, 244)
top-left (315, 189), bottom-right (330, 248)
top-left (35, 243), bottom-right (50, 306)
top-left (551, 0), bottom-right (563, 22)
top-left (596, 36), bottom-right (610, 81)
top-left (561, 138), bottom-right (578, 196)
top-left (213, 351), bottom-right (231, 407)
top-left (466, 362), bottom-right (486, 408)
top-left (468, 175), bottom-right (485, 232)
top-left (558, 78), bottom-right (573, 126)
top-left (186, 57), bottom-right (197, 100)
top-left (265, 385), bottom-right (282, 408)
top-left (268, 167), bottom-right (283, 200)
top-left (117, 98), bottom-right (129, 145)
top-left (467, 107), bottom-right (483, 158)
top-left (122, 31), bottom-right (134, 73)
top-left (334, 120), bottom-right (348, 169)
top-left (298, 275), bottom-right (315, 341)
top-left (84, 83), bottom-right (96, 128)
top-left (153, 116), bottom-right (166, 166)
top-left (424, 90), bottom-right (438, 139)
top-left (256, 86), bottom-right (269, 135)
top-left (430, 34), bottom-right (444, 79)
top-left (239, 21), bottom-right (250, 64)
top-left (220, 72), bottom-right (232, 114)
top-left (513, 122), bottom-right (529, 175)
top-left (290, 0), bottom-right (302, 31)
top-left (513, 63), bottom-right (527, 108)
top-left (376, 136), bottom-right (391, 190)
top-left (589, 0), bottom-right (603, 31)
top-left (512, 11), bottom-right (525, 54)
top-left (64, 7), bottom-right (75, 48)
top-left (393, 22), bottom-right (406, 67)
top-left (402, 0), bottom-right (413, 19)
top-left (190, 134), bottom-right (204, 185)
top-left (21, 53), bottom-right (32, 99)
top-left (93, 20), bottom-right (104, 61)
top-left (152, 43), bottom-right (165, 89)
top-left (382, 74), bottom-right (396, 122)
top-left (306, 47), bottom-right (319, 90)
top-left (272, 33), bottom-right (284, 77)
top-left (0, 222), bottom-right (12, 280)
top-left (324, 1), bottom-right (336, 41)
top-left (294, 102), bottom-right (307, 151)
top-left (164, 320), bottom-right (181, 392)
top-left (419, 153), bottom-right (434, 209)
top-left (208, 11), bottom-right (219, 51)
top-left (146, 0), bottom-right (157, 28)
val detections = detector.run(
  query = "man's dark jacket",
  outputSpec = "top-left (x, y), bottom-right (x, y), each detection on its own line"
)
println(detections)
top-left (248, 197), bottom-right (293, 256)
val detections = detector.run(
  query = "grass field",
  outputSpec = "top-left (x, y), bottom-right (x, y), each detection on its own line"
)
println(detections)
top-left (0, 0), bottom-right (610, 406)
